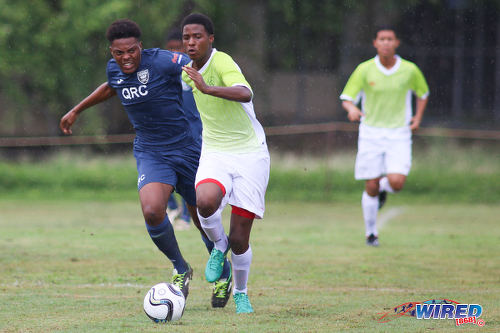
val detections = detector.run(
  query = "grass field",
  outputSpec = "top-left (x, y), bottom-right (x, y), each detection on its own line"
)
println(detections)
top-left (1, 199), bottom-right (499, 332)
top-left (1, 141), bottom-right (499, 204)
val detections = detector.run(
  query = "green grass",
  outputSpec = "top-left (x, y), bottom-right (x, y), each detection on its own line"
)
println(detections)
top-left (1, 141), bottom-right (499, 204)
top-left (0, 200), bottom-right (499, 332)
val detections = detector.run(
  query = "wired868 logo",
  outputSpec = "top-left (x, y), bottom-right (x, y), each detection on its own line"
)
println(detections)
top-left (416, 302), bottom-right (484, 327)
top-left (378, 299), bottom-right (485, 327)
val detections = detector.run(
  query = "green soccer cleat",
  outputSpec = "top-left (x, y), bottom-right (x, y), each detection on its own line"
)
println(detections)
top-left (205, 247), bottom-right (227, 283)
top-left (234, 292), bottom-right (254, 314)
top-left (212, 262), bottom-right (232, 308)
top-left (172, 263), bottom-right (193, 299)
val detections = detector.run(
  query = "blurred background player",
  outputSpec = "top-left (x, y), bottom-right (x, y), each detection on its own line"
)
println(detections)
top-left (182, 13), bottom-right (270, 314)
top-left (164, 30), bottom-right (197, 231)
top-left (167, 194), bottom-right (191, 230)
top-left (340, 26), bottom-right (429, 247)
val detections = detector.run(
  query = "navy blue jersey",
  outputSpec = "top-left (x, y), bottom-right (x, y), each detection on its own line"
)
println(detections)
top-left (172, 51), bottom-right (202, 140)
top-left (107, 48), bottom-right (196, 151)
top-left (181, 79), bottom-right (202, 140)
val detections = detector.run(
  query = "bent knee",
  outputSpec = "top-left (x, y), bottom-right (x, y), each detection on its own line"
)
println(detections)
top-left (388, 178), bottom-right (406, 192)
top-left (196, 198), bottom-right (219, 217)
top-left (228, 235), bottom-right (248, 254)
top-left (142, 206), bottom-right (165, 226)
top-left (391, 182), bottom-right (405, 192)
top-left (196, 191), bottom-right (222, 218)
top-left (365, 179), bottom-right (380, 196)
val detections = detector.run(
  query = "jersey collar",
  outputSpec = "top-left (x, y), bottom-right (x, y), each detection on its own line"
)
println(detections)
top-left (374, 55), bottom-right (401, 76)
top-left (197, 48), bottom-right (217, 74)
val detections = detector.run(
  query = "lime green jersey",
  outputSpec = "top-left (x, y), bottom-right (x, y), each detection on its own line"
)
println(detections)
top-left (340, 55), bottom-right (429, 128)
top-left (182, 49), bottom-right (266, 153)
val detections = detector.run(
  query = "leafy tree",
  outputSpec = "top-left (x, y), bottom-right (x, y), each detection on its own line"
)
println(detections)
top-left (0, 0), bottom-right (223, 135)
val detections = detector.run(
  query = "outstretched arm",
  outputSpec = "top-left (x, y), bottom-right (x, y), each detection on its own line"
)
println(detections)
top-left (60, 82), bottom-right (116, 135)
top-left (410, 97), bottom-right (428, 132)
top-left (182, 66), bottom-right (251, 102)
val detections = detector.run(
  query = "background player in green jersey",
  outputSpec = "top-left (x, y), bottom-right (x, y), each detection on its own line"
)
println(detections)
top-left (340, 27), bottom-right (429, 246)
top-left (181, 13), bottom-right (270, 314)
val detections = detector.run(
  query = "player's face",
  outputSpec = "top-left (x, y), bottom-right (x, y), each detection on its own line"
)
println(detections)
top-left (182, 24), bottom-right (214, 62)
top-left (109, 37), bottom-right (142, 74)
top-left (373, 30), bottom-right (399, 58)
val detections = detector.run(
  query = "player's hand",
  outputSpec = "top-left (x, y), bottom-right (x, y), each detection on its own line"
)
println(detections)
top-left (59, 110), bottom-right (78, 135)
top-left (347, 108), bottom-right (364, 122)
top-left (410, 116), bottom-right (421, 132)
top-left (183, 66), bottom-right (209, 94)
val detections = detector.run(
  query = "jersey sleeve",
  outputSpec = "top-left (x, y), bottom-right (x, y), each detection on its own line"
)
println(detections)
top-left (340, 64), bottom-right (365, 102)
top-left (156, 49), bottom-right (184, 76)
top-left (411, 65), bottom-right (429, 99)
top-left (176, 52), bottom-right (191, 66)
top-left (106, 63), bottom-right (112, 85)
top-left (214, 52), bottom-right (252, 92)
top-left (106, 60), bottom-right (119, 89)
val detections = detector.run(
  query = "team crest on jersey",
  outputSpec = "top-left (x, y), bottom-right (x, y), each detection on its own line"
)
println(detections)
top-left (137, 69), bottom-right (149, 84)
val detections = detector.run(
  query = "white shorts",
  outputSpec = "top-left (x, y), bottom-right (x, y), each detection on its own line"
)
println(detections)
top-left (354, 137), bottom-right (412, 180)
top-left (195, 148), bottom-right (270, 219)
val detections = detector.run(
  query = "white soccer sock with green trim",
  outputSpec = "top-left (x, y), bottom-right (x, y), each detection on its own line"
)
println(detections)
top-left (232, 246), bottom-right (252, 295)
top-left (362, 191), bottom-right (379, 236)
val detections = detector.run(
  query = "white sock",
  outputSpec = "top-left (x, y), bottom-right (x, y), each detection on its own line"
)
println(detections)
top-left (379, 176), bottom-right (395, 193)
top-left (197, 207), bottom-right (228, 252)
top-left (232, 246), bottom-right (252, 295)
top-left (362, 191), bottom-right (378, 237)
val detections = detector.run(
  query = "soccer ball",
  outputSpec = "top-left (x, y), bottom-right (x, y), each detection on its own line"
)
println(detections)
top-left (143, 282), bottom-right (185, 323)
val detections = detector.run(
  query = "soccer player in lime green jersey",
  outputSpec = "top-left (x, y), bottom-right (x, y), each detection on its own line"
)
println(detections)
top-left (340, 27), bottom-right (429, 247)
top-left (181, 13), bottom-right (270, 314)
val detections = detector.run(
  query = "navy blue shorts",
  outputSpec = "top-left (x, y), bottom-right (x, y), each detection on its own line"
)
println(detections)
top-left (134, 143), bottom-right (200, 206)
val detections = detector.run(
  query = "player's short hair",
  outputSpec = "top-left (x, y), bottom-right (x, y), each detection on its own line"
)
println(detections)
top-left (166, 30), bottom-right (182, 42)
top-left (374, 26), bottom-right (398, 39)
top-left (106, 19), bottom-right (142, 43)
top-left (181, 13), bottom-right (214, 35)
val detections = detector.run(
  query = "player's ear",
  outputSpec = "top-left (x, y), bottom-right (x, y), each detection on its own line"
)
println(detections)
top-left (139, 41), bottom-right (143, 50)
top-left (209, 34), bottom-right (214, 44)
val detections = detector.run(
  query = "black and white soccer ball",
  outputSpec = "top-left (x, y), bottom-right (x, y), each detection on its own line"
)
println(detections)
top-left (143, 282), bottom-right (185, 323)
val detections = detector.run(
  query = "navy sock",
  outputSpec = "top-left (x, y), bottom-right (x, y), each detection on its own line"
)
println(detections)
top-left (146, 216), bottom-right (187, 273)
top-left (201, 234), bottom-right (230, 279)
top-left (201, 233), bottom-right (214, 253)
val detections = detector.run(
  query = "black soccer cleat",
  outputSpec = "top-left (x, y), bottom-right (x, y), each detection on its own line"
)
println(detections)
top-left (211, 262), bottom-right (232, 308)
top-left (172, 263), bottom-right (193, 300)
top-left (378, 190), bottom-right (387, 210)
top-left (366, 234), bottom-right (379, 247)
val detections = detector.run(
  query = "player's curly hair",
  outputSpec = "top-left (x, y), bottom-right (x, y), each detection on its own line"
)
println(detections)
top-left (181, 13), bottom-right (214, 35)
top-left (106, 19), bottom-right (142, 43)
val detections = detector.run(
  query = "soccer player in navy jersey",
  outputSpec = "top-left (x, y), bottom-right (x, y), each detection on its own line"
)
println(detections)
top-left (59, 19), bottom-right (232, 307)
